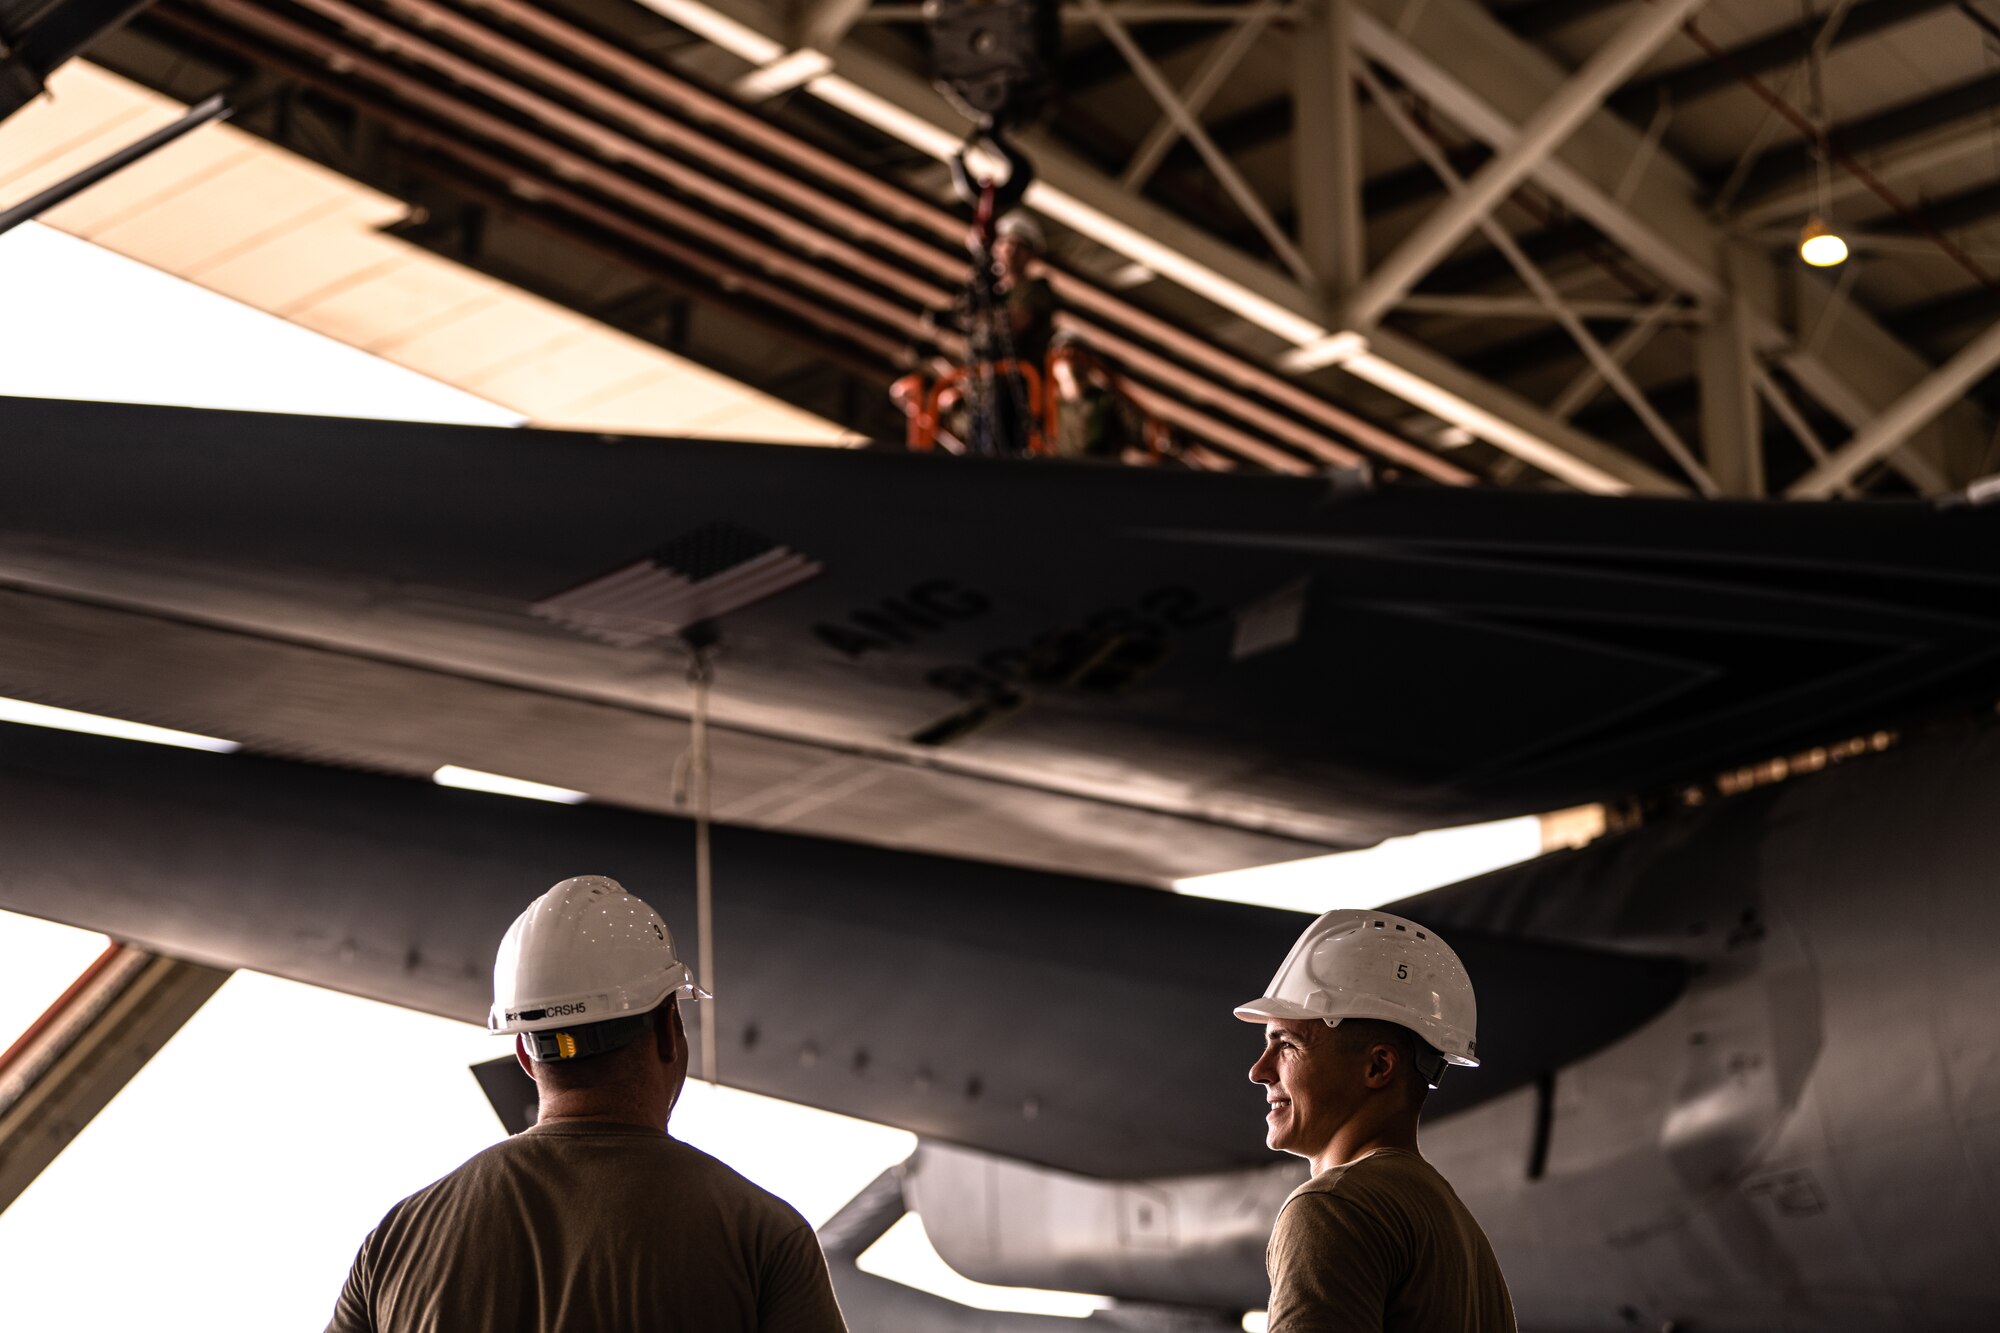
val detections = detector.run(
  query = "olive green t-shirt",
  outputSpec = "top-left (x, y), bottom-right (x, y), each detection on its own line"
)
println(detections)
top-left (327, 1120), bottom-right (847, 1333)
top-left (1266, 1148), bottom-right (1515, 1333)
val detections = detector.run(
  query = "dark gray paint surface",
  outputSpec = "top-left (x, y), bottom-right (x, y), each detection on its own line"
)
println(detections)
top-left (0, 720), bottom-right (1681, 1177)
top-left (3, 395), bottom-right (1996, 850)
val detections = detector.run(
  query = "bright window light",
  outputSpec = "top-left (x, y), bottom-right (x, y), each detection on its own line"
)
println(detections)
top-left (0, 909), bottom-right (110, 1051)
top-left (1243, 1313), bottom-right (1270, 1332)
top-left (858, 1212), bottom-right (1109, 1319)
top-left (432, 765), bottom-right (588, 804)
top-left (1176, 816), bottom-right (1545, 914)
top-left (669, 1083), bottom-right (915, 1228)
top-left (0, 965), bottom-right (925, 1330)
top-left (0, 696), bottom-right (240, 753)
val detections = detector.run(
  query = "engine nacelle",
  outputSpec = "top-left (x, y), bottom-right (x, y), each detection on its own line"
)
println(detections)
top-left (904, 1141), bottom-right (1302, 1309)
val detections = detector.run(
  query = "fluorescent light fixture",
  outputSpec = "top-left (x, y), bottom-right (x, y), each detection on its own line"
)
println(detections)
top-left (432, 765), bottom-right (588, 804)
top-left (1341, 350), bottom-right (1631, 495)
top-left (0, 696), bottom-right (240, 753)
top-left (1107, 260), bottom-right (1156, 289)
top-left (1174, 816), bottom-right (1544, 914)
top-left (641, 0), bottom-right (783, 64)
top-left (733, 48), bottom-right (833, 101)
top-left (1277, 330), bottom-right (1370, 373)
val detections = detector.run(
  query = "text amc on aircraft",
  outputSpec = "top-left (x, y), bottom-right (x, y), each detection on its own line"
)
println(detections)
top-left (1, 396), bottom-right (1998, 1330)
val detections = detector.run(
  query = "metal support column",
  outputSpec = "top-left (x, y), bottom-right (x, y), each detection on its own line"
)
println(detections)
top-left (1697, 246), bottom-right (1765, 496)
top-left (0, 943), bottom-right (230, 1211)
top-left (1293, 0), bottom-right (1363, 303)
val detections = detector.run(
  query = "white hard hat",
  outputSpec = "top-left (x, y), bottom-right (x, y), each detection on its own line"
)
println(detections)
top-left (995, 212), bottom-right (1046, 249)
top-left (1235, 909), bottom-right (1479, 1069)
top-left (489, 876), bottom-right (710, 1053)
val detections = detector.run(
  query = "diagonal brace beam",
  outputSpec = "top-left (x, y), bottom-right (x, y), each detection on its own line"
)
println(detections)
top-left (1788, 319), bottom-right (2000, 498)
top-left (1120, 3), bottom-right (1277, 191)
top-left (1344, 0), bottom-right (1710, 329)
top-left (1359, 62), bottom-right (1719, 495)
top-left (0, 944), bottom-right (230, 1211)
top-left (1078, 0), bottom-right (1317, 287)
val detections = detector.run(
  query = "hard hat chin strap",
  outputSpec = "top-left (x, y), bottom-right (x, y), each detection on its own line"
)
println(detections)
top-left (1413, 1044), bottom-right (1448, 1090)
top-left (524, 1011), bottom-right (654, 1063)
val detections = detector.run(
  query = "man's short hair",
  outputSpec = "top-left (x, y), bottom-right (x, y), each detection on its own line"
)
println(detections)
top-left (529, 998), bottom-right (675, 1092)
top-left (1330, 1017), bottom-right (1442, 1102)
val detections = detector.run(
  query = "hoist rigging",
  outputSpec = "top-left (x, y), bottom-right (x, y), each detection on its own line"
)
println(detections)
top-left (912, 0), bottom-right (1165, 463)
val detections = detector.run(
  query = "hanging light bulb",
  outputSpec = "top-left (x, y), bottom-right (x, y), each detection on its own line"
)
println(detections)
top-left (1798, 37), bottom-right (1848, 270)
top-left (1799, 215), bottom-right (1849, 268)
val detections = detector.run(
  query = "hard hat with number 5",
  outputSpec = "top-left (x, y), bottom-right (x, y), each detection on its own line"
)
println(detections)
top-left (1235, 909), bottom-right (1479, 1068)
top-left (490, 875), bottom-right (710, 1062)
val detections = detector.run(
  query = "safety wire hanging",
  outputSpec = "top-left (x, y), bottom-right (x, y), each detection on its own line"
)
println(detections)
top-left (675, 639), bottom-right (720, 1085)
top-left (930, 0), bottom-right (1054, 455)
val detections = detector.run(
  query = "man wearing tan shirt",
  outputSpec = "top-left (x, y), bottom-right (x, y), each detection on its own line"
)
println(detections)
top-left (328, 876), bottom-right (847, 1333)
top-left (1238, 910), bottom-right (1515, 1333)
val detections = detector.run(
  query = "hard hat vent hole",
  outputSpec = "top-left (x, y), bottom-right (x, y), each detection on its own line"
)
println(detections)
top-left (1373, 920), bottom-right (1385, 928)
top-left (1416, 931), bottom-right (1427, 939)
top-left (1395, 924), bottom-right (1406, 931)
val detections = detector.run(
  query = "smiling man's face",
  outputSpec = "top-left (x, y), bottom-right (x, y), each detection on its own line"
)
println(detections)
top-left (1247, 1018), bottom-right (1369, 1160)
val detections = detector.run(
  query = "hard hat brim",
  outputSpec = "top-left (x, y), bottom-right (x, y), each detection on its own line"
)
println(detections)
top-left (1234, 995), bottom-right (1482, 1068)
top-left (1233, 997), bottom-right (1326, 1024)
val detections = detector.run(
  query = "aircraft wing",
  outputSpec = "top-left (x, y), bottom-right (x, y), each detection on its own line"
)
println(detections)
top-left (0, 720), bottom-right (1685, 1177)
top-left (3, 395), bottom-right (1997, 878)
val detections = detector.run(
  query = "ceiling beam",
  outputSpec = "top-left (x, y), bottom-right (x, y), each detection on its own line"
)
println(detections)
top-left (639, 0), bottom-right (1682, 493)
top-left (0, 0), bottom-right (157, 119)
top-left (1192, 0), bottom-right (1930, 205)
top-left (1343, 0), bottom-right (1705, 333)
top-left (1355, 55), bottom-right (1717, 491)
top-left (1731, 120), bottom-right (2000, 228)
top-left (1890, 288), bottom-right (2000, 350)
top-left (1789, 316), bottom-right (2000, 497)
top-left (1057, 22), bottom-right (1213, 91)
top-left (1723, 70), bottom-right (2000, 204)
top-left (1493, 0), bottom-right (1631, 39)
top-left (1351, 0), bottom-right (1990, 490)
top-left (1612, 0), bottom-right (1954, 121)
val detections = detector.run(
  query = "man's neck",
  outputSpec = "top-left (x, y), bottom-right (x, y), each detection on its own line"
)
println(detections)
top-left (1311, 1116), bottom-right (1420, 1177)
top-left (535, 1089), bottom-right (670, 1131)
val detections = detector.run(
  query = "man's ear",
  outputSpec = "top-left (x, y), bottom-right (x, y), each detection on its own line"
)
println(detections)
top-left (1364, 1041), bottom-right (1400, 1090)
top-left (656, 999), bottom-right (682, 1064)
top-left (515, 1033), bottom-right (539, 1081)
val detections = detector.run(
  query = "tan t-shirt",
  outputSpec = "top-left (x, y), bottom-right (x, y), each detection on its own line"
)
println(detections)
top-left (327, 1120), bottom-right (847, 1333)
top-left (1266, 1148), bottom-right (1514, 1333)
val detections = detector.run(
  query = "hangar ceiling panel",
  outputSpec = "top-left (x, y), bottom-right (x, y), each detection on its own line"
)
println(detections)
top-left (0, 61), bottom-right (857, 444)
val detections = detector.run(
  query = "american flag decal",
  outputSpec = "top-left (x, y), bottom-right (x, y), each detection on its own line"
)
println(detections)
top-left (532, 521), bottom-right (823, 647)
